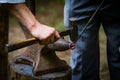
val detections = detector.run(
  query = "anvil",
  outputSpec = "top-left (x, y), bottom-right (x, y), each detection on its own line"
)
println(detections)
top-left (8, 28), bottom-right (75, 76)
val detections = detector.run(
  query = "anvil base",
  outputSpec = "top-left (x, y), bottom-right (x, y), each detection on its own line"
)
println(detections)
top-left (9, 62), bottom-right (72, 79)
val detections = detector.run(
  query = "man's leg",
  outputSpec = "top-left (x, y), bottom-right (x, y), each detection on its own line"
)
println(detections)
top-left (69, 17), bottom-right (100, 80)
top-left (102, 14), bottom-right (120, 80)
top-left (64, 0), bottom-right (101, 79)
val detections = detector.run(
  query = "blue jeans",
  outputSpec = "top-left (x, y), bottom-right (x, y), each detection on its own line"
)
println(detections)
top-left (64, 0), bottom-right (120, 80)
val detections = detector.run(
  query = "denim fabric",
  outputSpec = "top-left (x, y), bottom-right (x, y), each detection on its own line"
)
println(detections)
top-left (69, 15), bottom-right (100, 80)
top-left (64, 0), bottom-right (120, 80)
top-left (0, 0), bottom-right (25, 3)
top-left (64, 0), bottom-right (71, 28)
top-left (69, 0), bottom-right (101, 21)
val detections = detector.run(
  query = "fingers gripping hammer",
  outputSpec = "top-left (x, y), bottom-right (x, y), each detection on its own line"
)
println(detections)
top-left (6, 28), bottom-right (77, 52)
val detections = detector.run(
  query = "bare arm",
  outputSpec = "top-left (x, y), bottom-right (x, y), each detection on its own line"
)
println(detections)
top-left (9, 3), bottom-right (60, 44)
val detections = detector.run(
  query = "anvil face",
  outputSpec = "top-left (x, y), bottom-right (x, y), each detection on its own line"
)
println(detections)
top-left (10, 39), bottom-right (71, 76)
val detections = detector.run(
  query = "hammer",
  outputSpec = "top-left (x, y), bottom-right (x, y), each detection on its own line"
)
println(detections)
top-left (6, 28), bottom-right (76, 52)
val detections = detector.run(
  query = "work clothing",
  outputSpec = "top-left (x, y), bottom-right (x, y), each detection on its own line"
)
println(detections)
top-left (0, 0), bottom-right (25, 3)
top-left (64, 0), bottom-right (120, 80)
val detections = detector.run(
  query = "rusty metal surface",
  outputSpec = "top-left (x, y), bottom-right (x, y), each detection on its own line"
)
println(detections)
top-left (9, 41), bottom-right (71, 76)
top-left (9, 62), bottom-right (71, 79)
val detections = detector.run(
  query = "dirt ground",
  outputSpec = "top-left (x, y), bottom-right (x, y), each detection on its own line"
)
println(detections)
top-left (8, 1), bottom-right (110, 80)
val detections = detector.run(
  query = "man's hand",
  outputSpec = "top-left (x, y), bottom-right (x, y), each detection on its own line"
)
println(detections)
top-left (30, 22), bottom-right (60, 45)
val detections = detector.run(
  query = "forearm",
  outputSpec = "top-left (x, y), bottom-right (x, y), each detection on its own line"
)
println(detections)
top-left (9, 3), bottom-right (38, 31)
top-left (8, 3), bottom-right (60, 44)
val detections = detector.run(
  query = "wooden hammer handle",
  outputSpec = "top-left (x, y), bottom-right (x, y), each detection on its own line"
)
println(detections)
top-left (6, 28), bottom-right (72, 52)
top-left (6, 38), bottom-right (38, 52)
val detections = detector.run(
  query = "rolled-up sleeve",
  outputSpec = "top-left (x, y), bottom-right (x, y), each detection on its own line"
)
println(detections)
top-left (0, 0), bottom-right (25, 3)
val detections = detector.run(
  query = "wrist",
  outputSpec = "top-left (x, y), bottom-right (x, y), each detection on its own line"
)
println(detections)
top-left (27, 20), bottom-right (39, 31)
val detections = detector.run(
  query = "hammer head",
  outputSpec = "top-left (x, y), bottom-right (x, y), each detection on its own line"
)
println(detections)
top-left (69, 21), bottom-right (78, 43)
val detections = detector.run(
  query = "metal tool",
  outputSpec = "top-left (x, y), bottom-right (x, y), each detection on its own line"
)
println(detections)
top-left (6, 28), bottom-right (75, 52)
